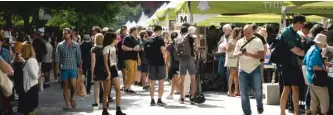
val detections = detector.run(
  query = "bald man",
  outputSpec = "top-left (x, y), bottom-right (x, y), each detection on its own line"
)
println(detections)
top-left (233, 24), bottom-right (265, 115)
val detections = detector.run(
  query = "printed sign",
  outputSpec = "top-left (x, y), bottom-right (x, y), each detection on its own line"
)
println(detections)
top-left (177, 13), bottom-right (190, 25)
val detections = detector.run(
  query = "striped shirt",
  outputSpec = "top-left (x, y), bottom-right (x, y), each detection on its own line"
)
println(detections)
top-left (55, 41), bottom-right (82, 70)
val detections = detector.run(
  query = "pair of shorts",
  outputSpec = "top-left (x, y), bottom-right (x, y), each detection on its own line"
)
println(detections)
top-left (94, 65), bottom-right (119, 81)
top-left (60, 69), bottom-right (78, 80)
top-left (280, 65), bottom-right (305, 86)
top-left (138, 64), bottom-right (149, 73)
top-left (148, 65), bottom-right (166, 80)
top-left (168, 67), bottom-right (179, 80)
top-left (41, 63), bottom-right (52, 73)
top-left (19, 84), bottom-right (38, 113)
top-left (110, 65), bottom-right (119, 79)
top-left (179, 58), bottom-right (197, 75)
top-left (117, 59), bottom-right (125, 70)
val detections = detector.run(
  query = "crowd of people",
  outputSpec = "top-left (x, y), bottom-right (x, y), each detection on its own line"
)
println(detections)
top-left (215, 14), bottom-right (333, 115)
top-left (0, 13), bottom-right (333, 115)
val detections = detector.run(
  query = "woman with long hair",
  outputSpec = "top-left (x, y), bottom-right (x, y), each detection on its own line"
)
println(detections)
top-left (90, 33), bottom-right (105, 107)
top-left (102, 32), bottom-right (125, 115)
top-left (18, 41), bottom-right (40, 115)
top-left (225, 27), bottom-right (242, 97)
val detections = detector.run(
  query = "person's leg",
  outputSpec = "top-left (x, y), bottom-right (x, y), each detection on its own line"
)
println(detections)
top-left (309, 85), bottom-right (319, 115)
top-left (68, 69), bottom-right (77, 107)
top-left (99, 82), bottom-right (104, 103)
top-left (232, 68), bottom-right (239, 95)
top-left (280, 86), bottom-right (291, 115)
top-left (305, 85), bottom-right (311, 114)
top-left (102, 79), bottom-right (111, 113)
top-left (250, 66), bottom-right (264, 113)
top-left (63, 80), bottom-right (69, 107)
top-left (135, 65), bottom-right (142, 85)
top-left (86, 67), bottom-right (92, 94)
top-left (227, 67), bottom-right (235, 96)
top-left (291, 86), bottom-right (300, 115)
top-left (238, 69), bottom-right (251, 115)
top-left (125, 60), bottom-right (137, 91)
top-left (312, 85), bottom-right (329, 115)
top-left (129, 60), bottom-right (138, 90)
top-left (141, 71), bottom-right (148, 87)
top-left (93, 81), bottom-right (100, 105)
top-left (124, 60), bottom-right (131, 90)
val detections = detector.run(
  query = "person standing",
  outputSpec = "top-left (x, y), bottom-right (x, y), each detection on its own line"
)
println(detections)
top-left (102, 32), bottom-right (126, 115)
top-left (225, 27), bottom-right (242, 97)
top-left (279, 14), bottom-right (306, 115)
top-left (17, 42), bottom-right (40, 115)
top-left (117, 26), bottom-right (127, 90)
top-left (31, 31), bottom-right (47, 91)
top-left (55, 28), bottom-right (82, 110)
top-left (80, 34), bottom-right (93, 94)
top-left (176, 23), bottom-right (199, 104)
top-left (303, 34), bottom-right (329, 115)
top-left (233, 24), bottom-right (265, 115)
top-left (166, 32), bottom-right (181, 99)
top-left (144, 25), bottom-right (167, 106)
top-left (138, 30), bottom-right (150, 90)
top-left (122, 27), bottom-right (140, 93)
top-left (41, 36), bottom-right (53, 88)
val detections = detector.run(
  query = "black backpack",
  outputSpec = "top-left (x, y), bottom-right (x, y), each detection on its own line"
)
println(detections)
top-left (144, 36), bottom-right (159, 62)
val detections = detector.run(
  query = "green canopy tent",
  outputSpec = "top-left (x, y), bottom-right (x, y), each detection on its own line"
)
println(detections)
top-left (196, 14), bottom-right (325, 27)
top-left (175, 1), bottom-right (318, 23)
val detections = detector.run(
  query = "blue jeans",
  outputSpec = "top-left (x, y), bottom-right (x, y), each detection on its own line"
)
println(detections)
top-left (305, 85), bottom-right (311, 110)
top-left (238, 66), bottom-right (263, 114)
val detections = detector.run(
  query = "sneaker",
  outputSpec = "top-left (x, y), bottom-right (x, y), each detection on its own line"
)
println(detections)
top-left (150, 99), bottom-right (156, 106)
top-left (166, 95), bottom-right (173, 99)
top-left (185, 95), bottom-right (190, 98)
top-left (157, 100), bottom-right (166, 106)
top-left (257, 106), bottom-right (264, 114)
top-left (180, 98), bottom-right (185, 104)
top-left (92, 103), bottom-right (98, 107)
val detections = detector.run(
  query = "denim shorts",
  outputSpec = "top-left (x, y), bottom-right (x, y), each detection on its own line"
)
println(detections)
top-left (60, 69), bottom-right (77, 80)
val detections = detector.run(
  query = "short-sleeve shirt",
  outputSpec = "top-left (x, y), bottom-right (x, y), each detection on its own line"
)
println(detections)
top-left (103, 45), bottom-right (117, 66)
top-left (55, 41), bottom-right (82, 70)
top-left (166, 43), bottom-right (179, 68)
top-left (148, 36), bottom-right (165, 66)
top-left (280, 26), bottom-right (303, 66)
top-left (235, 37), bottom-right (264, 73)
top-left (91, 46), bottom-right (104, 70)
top-left (303, 45), bottom-right (324, 84)
top-left (138, 38), bottom-right (149, 64)
top-left (123, 35), bottom-right (139, 60)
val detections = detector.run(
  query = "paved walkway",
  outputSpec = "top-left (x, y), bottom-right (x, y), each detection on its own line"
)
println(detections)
top-left (11, 71), bottom-right (293, 115)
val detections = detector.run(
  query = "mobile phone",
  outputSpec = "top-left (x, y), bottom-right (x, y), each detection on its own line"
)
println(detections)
top-left (241, 48), bottom-right (247, 53)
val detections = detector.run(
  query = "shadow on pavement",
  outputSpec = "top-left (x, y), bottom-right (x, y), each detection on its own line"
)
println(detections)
top-left (163, 105), bottom-right (189, 109)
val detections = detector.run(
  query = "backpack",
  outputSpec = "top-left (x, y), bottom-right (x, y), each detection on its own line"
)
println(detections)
top-left (169, 43), bottom-right (179, 62)
top-left (175, 33), bottom-right (193, 58)
top-left (93, 47), bottom-right (108, 78)
top-left (144, 36), bottom-right (159, 62)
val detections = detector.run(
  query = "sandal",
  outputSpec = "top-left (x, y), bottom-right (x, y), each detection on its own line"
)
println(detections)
top-left (233, 92), bottom-right (240, 96)
top-left (70, 100), bottom-right (76, 108)
top-left (227, 92), bottom-right (235, 97)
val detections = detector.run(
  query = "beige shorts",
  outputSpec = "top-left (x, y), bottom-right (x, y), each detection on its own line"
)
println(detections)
top-left (310, 84), bottom-right (330, 114)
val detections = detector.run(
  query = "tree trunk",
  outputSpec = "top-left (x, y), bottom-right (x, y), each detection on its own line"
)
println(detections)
top-left (4, 9), bottom-right (13, 29)
top-left (23, 12), bottom-right (31, 34)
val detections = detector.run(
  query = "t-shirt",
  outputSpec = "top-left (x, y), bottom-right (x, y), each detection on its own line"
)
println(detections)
top-left (254, 33), bottom-right (267, 61)
top-left (235, 37), bottom-right (264, 73)
top-left (280, 26), bottom-right (303, 66)
top-left (123, 35), bottom-right (139, 60)
top-left (91, 46), bottom-right (104, 72)
top-left (103, 45), bottom-right (117, 66)
top-left (138, 38), bottom-right (149, 64)
top-left (147, 36), bottom-right (165, 66)
top-left (117, 35), bottom-right (126, 60)
top-left (167, 43), bottom-right (179, 68)
top-left (42, 42), bottom-right (53, 63)
top-left (32, 38), bottom-right (47, 63)
top-left (303, 45), bottom-right (324, 84)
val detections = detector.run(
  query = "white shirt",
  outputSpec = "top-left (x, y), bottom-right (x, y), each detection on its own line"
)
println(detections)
top-left (235, 37), bottom-right (264, 73)
top-left (103, 45), bottom-right (117, 66)
top-left (23, 58), bottom-right (40, 92)
top-left (42, 42), bottom-right (53, 63)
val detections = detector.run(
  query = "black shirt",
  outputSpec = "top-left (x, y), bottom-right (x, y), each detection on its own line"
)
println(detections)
top-left (80, 42), bottom-right (93, 66)
top-left (32, 38), bottom-right (47, 62)
top-left (147, 36), bottom-right (165, 66)
top-left (123, 35), bottom-right (139, 60)
top-left (138, 38), bottom-right (149, 65)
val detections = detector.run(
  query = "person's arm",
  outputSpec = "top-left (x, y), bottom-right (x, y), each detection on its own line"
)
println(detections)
top-left (91, 52), bottom-right (96, 78)
top-left (244, 40), bottom-right (265, 59)
top-left (76, 45), bottom-right (83, 71)
top-left (309, 51), bottom-right (326, 71)
top-left (233, 40), bottom-right (243, 57)
top-left (103, 47), bottom-right (111, 80)
top-left (122, 37), bottom-right (135, 51)
top-left (283, 34), bottom-right (304, 56)
top-left (55, 44), bottom-right (61, 73)
top-left (0, 56), bottom-right (13, 74)
top-left (27, 59), bottom-right (39, 80)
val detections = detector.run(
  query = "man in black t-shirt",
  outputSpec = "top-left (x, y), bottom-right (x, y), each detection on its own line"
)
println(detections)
top-left (144, 25), bottom-right (167, 106)
top-left (122, 27), bottom-right (140, 94)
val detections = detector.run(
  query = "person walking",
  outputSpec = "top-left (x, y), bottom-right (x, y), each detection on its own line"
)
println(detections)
top-left (55, 28), bottom-right (82, 110)
top-left (166, 32), bottom-right (181, 99)
top-left (80, 34), bottom-right (93, 94)
top-left (234, 24), bottom-right (265, 115)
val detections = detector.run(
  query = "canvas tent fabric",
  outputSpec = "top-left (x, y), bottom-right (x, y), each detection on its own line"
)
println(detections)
top-left (196, 14), bottom-right (325, 26)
